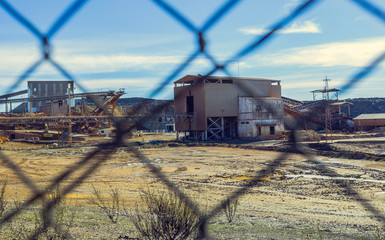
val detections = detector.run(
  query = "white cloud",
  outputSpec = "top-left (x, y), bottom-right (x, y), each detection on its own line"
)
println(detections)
top-left (239, 27), bottom-right (266, 35)
top-left (78, 77), bottom-right (175, 99)
top-left (239, 20), bottom-right (321, 35)
top-left (264, 37), bottom-right (385, 67)
top-left (281, 20), bottom-right (321, 34)
top-left (56, 54), bottom-right (182, 73)
top-left (80, 78), bottom-right (156, 89)
top-left (0, 43), bottom-right (187, 76)
top-left (283, 0), bottom-right (302, 14)
top-left (282, 80), bottom-right (345, 89)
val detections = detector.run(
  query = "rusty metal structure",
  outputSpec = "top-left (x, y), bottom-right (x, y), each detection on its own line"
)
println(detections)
top-left (0, 82), bottom-right (126, 144)
top-left (283, 77), bottom-right (353, 133)
top-left (174, 75), bottom-right (283, 140)
top-left (1, 90), bottom-right (124, 115)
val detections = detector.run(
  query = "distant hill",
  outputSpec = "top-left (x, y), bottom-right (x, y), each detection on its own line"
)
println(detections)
top-left (116, 97), bottom-right (174, 116)
top-left (11, 97), bottom-right (385, 118)
top-left (117, 97), bottom-right (171, 106)
top-left (345, 98), bottom-right (385, 117)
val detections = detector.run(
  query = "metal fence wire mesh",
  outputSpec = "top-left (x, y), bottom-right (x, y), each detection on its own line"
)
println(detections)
top-left (0, 0), bottom-right (385, 239)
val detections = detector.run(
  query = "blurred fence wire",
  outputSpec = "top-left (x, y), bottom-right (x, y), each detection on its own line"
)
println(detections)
top-left (0, 0), bottom-right (385, 239)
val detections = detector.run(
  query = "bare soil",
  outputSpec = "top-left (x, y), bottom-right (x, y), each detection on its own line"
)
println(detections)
top-left (1, 133), bottom-right (385, 239)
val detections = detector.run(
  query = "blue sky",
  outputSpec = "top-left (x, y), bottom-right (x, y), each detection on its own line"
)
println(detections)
top-left (0, 0), bottom-right (384, 101)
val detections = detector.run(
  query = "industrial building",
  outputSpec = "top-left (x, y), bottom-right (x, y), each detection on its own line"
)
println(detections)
top-left (353, 113), bottom-right (385, 130)
top-left (28, 80), bottom-right (74, 112)
top-left (0, 80), bottom-right (124, 116)
top-left (238, 97), bottom-right (284, 138)
top-left (0, 80), bottom-right (126, 144)
top-left (174, 75), bottom-right (284, 140)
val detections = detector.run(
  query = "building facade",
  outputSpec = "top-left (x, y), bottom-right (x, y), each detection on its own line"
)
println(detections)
top-left (354, 113), bottom-right (385, 129)
top-left (238, 97), bottom-right (284, 138)
top-left (174, 75), bottom-right (283, 140)
top-left (39, 100), bottom-right (69, 115)
top-left (28, 80), bottom-right (74, 112)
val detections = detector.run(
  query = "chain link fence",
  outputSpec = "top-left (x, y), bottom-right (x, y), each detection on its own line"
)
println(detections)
top-left (0, 0), bottom-right (385, 239)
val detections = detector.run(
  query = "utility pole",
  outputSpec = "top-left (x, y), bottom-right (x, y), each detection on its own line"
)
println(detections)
top-left (323, 76), bottom-right (331, 100)
top-left (68, 84), bottom-right (72, 145)
top-left (30, 94), bottom-right (33, 113)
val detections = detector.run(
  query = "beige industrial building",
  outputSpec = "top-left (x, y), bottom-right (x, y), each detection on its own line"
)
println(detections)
top-left (354, 113), bottom-right (385, 129)
top-left (39, 100), bottom-right (69, 115)
top-left (174, 75), bottom-right (284, 140)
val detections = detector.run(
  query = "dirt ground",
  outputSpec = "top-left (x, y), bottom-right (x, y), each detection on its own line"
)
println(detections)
top-left (1, 133), bottom-right (385, 239)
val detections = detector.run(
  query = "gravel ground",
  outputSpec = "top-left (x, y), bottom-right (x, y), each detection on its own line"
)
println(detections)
top-left (1, 134), bottom-right (385, 239)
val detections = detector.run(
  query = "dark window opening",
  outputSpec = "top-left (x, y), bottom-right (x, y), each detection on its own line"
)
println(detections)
top-left (166, 125), bottom-right (174, 132)
top-left (206, 78), bottom-right (219, 83)
top-left (224, 117), bottom-right (238, 139)
top-left (270, 126), bottom-right (275, 135)
top-left (258, 127), bottom-right (261, 136)
top-left (186, 96), bottom-right (194, 113)
top-left (222, 79), bottom-right (233, 84)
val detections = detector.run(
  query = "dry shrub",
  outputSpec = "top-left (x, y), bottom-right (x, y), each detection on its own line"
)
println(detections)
top-left (88, 185), bottom-right (124, 224)
top-left (296, 130), bottom-right (321, 142)
top-left (131, 189), bottom-right (199, 240)
top-left (0, 180), bottom-right (7, 218)
top-left (6, 186), bottom-right (75, 240)
top-left (224, 197), bottom-right (238, 223)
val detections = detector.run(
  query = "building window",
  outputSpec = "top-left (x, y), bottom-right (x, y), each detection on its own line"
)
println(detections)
top-left (255, 105), bottom-right (262, 111)
top-left (222, 79), bottom-right (233, 84)
top-left (206, 78), bottom-right (219, 83)
top-left (186, 96), bottom-right (194, 113)
top-left (270, 126), bottom-right (275, 135)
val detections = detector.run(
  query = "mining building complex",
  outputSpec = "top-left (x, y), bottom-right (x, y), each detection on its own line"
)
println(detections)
top-left (174, 75), bottom-right (284, 140)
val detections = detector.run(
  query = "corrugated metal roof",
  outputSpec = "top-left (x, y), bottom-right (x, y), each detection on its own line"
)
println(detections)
top-left (240, 96), bottom-right (282, 100)
top-left (330, 101), bottom-right (353, 106)
top-left (354, 113), bottom-right (385, 120)
top-left (174, 75), bottom-right (280, 83)
top-left (310, 88), bottom-right (340, 93)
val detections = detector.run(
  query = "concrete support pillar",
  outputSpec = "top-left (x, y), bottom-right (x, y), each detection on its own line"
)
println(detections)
top-left (221, 117), bottom-right (224, 138)
top-left (50, 101), bottom-right (53, 116)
